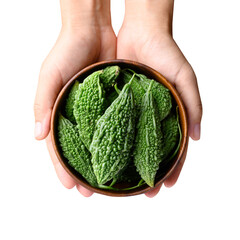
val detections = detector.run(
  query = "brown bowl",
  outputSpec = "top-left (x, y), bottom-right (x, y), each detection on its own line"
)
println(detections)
top-left (51, 60), bottom-right (188, 197)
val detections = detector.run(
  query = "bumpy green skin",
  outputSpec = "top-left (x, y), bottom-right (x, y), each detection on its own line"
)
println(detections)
top-left (161, 109), bottom-right (180, 160)
top-left (58, 114), bottom-right (98, 187)
top-left (100, 66), bottom-right (120, 89)
top-left (73, 70), bottom-right (105, 150)
top-left (121, 70), bottom-right (145, 115)
top-left (137, 73), bottom-right (172, 121)
top-left (133, 81), bottom-right (164, 187)
top-left (90, 81), bottom-right (136, 185)
top-left (65, 81), bottom-right (80, 123)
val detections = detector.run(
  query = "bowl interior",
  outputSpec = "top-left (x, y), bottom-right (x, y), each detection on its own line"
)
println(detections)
top-left (51, 60), bottom-right (188, 197)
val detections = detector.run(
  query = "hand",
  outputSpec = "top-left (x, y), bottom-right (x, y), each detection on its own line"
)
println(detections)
top-left (34, 0), bottom-right (116, 197)
top-left (117, 0), bottom-right (202, 197)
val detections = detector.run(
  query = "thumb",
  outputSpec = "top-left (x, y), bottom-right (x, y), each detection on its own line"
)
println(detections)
top-left (176, 63), bottom-right (203, 140)
top-left (34, 65), bottom-right (63, 140)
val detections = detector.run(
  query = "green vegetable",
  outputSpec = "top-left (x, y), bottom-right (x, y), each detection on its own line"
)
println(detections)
top-left (121, 69), bottom-right (172, 120)
top-left (159, 107), bottom-right (182, 170)
top-left (90, 75), bottom-right (136, 185)
top-left (133, 80), bottom-right (164, 187)
top-left (137, 73), bottom-right (172, 121)
top-left (73, 70), bottom-right (106, 150)
top-left (100, 66), bottom-right (120, 89)
top-left (162, 108), bottom-right (180, 159)
top-left (58, 114), bottom-right (98, 187)
top-left (57, 65), bottom-right (182, 191)
top-left (65, 81), bottom-right (80, 123)
top-left (121, 70), bottom-right (145, 115)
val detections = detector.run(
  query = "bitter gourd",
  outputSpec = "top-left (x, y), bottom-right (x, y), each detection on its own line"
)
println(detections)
top-left (137, 73), bottom-right (172, 121)
top-left (159, 107), bottom-right (181, 171)
top-left (73, 70), bottom-right (106, 150)
top-left (100, 66), bottom-right (120, 89)
top-left (133, 80), bottom-right (164, 187)
top-left (65, 81), bottom-right (80, 123)
top-left (58, 114), bottom-right (98, 187)
top-left (57, 65), bottom-right (181, 191)
top-left (162, 108), bottom-right (180, 160)
top-left (90, 76), bottom-right (136, 185)
top-left (121, 69), bottom-right (145, 115)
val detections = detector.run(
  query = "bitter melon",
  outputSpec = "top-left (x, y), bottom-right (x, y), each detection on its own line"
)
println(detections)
top-left (90, 76), bottom-right (136, 185)
top-left (57, 65), bottom-right (181, 191)
top-left (133, 80), bottom-right (164, 187)
top-left (162, 109), bottom-right (180, 159)
top-left (137, 73), bottom-right (172, 121)
top-left (159, 107), bottom-right (181, 170)
top-left (58, 114), bottom-right (98, 187)
top-left (121, 70), bottom-right (145, 115)
top-left (73, 70), bottom-right (106, 150)
top-left (65, 81), bottom-right (80, 123)
top-left (100, 66), bottom-right (120, 89)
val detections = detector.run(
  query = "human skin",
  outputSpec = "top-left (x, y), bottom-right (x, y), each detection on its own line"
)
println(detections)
top-left (117, 0), bottom-right (202, 197)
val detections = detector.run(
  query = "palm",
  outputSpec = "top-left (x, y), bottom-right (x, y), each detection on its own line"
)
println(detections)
top-left (118, 28), bottom-right (193, 85)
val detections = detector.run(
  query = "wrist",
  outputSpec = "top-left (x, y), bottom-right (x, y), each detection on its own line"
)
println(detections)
top-left (123, 0), bottom-right (174, 35)
top-left (60, 0), bottom-right (112, 31)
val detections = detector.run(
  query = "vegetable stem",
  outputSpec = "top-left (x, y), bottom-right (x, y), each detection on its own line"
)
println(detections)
top-left (98, 179), bottom-right (146, 191)
top-left (114, 84), bottom-right (121, 95)
top-left (128, 73), bottom-right (136, 85)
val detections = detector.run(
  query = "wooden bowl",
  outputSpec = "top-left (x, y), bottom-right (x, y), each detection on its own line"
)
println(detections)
top-left (51, 60), bottom-right (188, 197)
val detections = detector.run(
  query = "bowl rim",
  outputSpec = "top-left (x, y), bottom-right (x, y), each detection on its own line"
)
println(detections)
top-left (51, 59), bottom-right (188, 197)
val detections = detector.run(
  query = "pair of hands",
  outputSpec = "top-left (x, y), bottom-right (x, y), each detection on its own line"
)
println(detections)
top-left (34, 10), bottom-right (202, 198)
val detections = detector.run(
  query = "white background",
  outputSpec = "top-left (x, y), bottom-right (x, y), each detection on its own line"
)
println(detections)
top-left (0, 0), bottom-right (240, 239)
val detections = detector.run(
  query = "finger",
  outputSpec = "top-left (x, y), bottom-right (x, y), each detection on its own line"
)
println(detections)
top-left (175, 64), bottom-right (203, 141)
top-left (46, 135), bottom-right (76, 189)
top-left (164, 140), bottom-right (188, 188)
top-left (34, 64), bottom-right (63, 140)
top-left (76, 184), bottom-right (94, 197)
top-left (145, 184), bottom-right (162, 198)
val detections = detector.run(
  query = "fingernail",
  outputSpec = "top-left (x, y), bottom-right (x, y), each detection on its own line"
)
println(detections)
top-left (34, 122), bottom-right (42, 139)
top-left (193, 123), bottom-right (200, 140)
